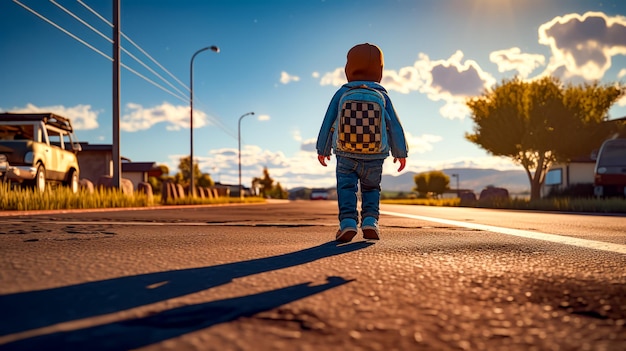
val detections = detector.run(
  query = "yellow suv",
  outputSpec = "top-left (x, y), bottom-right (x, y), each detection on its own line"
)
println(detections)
top-left (0, 112), bottom-right (81, 192)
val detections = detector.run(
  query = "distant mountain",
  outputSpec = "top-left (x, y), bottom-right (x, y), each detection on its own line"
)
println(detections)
top-left (381, 168), bottom-right (530, 194)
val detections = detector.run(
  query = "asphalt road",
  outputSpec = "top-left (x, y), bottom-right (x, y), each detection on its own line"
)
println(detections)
top-left (0, 201), bottom-right (624, 351)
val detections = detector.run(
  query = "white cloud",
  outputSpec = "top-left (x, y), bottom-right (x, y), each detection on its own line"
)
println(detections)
top-left (618, 68), bottom-right (626, 79)
top-left (165, 138), bottom-right (522, 190)
top-left (379, 51), bottom-right (496, 99)
top-left (318, 51), bottom-right (495, 120)
top-left (184, 144), bottom-right (336, 189)
top-left (4, 103), bottom-right (99, 130)
top-left (489, 47), bottom-right (545, 78)
top-left (405, 132), bottom-right (442, 154)
top-left (438, 101), bottom-right (471, 120)
top-left (257, 114), bottom-right (271, 121)
top-left (121, 102), bottom-right (210, 132)
top-left (387, 51), bottom-right (495, 120)
top-left (316, 11), bottom-right (626, 121)
top-left (298, 132), bottom-right (442, 160)
top-left (538, 12), bottom-right (626, 80)
top-left (426, 51), bottom-right (496, 98)
top-left (400, 156), bottom-right (521, 175)
top-left (319, 67), bottom-right (346, 86)
top-left (200, 133), bottom-right (443, 188)
top-left (280, 71), bottom-right (301, 84)
top-left (311, 72), bottom-right (320, 79)
top-left (381, 64), bottom-right (429, 94)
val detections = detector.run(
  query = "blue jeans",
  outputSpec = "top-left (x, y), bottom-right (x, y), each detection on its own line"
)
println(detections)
top-left (336, 156), bottom-right (385, 223)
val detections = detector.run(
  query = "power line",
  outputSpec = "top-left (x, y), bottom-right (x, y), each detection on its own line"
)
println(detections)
top-left (77, 1), bottom-right (238, 138)
top-left (122, 49), bottom-right (189, 102)
top-left (77, 0), bottom-right (190, 92)
top-left (13, 0), bottom-right (187, 103)
top-left (14, 0), bottom-right (237, 138)
top-left (120, 63), bottom-right (187, 103)
top-left (51, 0), bottom-right (110, 42)
top-left (51, 0), bottom-right (189, 101)
top-left (77, 0), bottom-right (112, 26)
top-left (75, 1), bottom-right (236, 137)
top-left (13, 0), bottom-right (110, 61)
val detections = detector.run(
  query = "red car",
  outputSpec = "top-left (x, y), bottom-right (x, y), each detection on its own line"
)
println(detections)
top-left (310, 188), bottom-right (329, 200)
top-left (594, 138), bottom-right (626, 197)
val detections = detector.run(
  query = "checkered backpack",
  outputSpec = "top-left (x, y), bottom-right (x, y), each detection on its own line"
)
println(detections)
top-left (335, 85), bottom-right (387, 154)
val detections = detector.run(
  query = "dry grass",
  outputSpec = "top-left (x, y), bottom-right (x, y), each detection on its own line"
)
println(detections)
top-left (382, 196), bottom-right (626, 213)
top-left (0, 183), bottom-right (265, 211)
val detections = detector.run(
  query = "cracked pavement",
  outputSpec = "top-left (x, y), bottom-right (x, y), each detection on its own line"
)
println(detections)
top-left (0, 201), bottom-right (624, 350)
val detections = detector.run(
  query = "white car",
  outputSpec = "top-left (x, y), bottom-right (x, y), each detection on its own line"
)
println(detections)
top-left (0, 112), bottom-right (82, 193)
top-left (310, 188), bottom-right (329, 200)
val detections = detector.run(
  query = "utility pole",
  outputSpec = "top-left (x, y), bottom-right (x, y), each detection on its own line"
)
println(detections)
top-left (112, 0), bottom-right (121, 189)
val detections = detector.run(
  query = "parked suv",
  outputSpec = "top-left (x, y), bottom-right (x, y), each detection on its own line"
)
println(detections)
top-left (594, 138), bottom-right (626, 197)
top-left (0, 112), bottom-right (81, 192)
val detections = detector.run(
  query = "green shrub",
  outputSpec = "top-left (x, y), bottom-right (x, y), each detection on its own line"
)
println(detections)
top-left (546, 183), bottom-right (595, 198)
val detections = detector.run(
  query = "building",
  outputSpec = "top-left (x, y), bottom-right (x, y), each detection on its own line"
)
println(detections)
top-left (542, 116), bottom-right (626, 197)
top-left (77, 142), bottom-right (163, 190)
top-left (121, 162), bottom-right (163, 189)
top-left (543, 156), bottom-right (596, 196)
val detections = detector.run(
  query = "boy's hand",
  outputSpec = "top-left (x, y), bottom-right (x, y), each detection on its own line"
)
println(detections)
top-left (393, 158), bottom-right (406, 172)
top-left (318, 154), bottom-right (331, 167)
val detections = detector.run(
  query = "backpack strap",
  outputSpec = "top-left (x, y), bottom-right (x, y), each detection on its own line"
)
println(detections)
top-left (345, 85), bottom-right (387, 108)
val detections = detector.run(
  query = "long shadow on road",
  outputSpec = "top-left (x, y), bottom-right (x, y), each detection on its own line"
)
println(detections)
top-left (1, 277), bottom-right (352, 351)
top-left (0, 240), bottom-right (372, 348)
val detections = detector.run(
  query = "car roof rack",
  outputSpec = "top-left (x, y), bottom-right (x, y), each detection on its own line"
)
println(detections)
top-left (0, 112), bottom-right (74, 132)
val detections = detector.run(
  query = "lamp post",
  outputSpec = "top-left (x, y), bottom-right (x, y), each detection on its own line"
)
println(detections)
top-left (451, 173), bottom-right (460, 196)
top-left (189, 45), bottom-right (219, 197)
top-left (238, 112), bottom-right (255, 199)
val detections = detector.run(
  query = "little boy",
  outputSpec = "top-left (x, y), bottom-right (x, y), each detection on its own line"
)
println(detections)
top-left (316, 43), bottom-right (408, 242)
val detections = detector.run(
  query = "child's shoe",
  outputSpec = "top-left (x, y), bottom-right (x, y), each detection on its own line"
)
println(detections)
top-left (361, 217), bottom-right (380, 240)
top-left (336, 218), bottom-right (358, 243)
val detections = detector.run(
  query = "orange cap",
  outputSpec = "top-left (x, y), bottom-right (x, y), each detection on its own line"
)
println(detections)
top-left (344, 43), bottom-right (384, 82)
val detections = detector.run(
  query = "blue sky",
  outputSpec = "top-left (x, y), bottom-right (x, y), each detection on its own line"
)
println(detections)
top-left (1, 0), bottom-right (626, 189)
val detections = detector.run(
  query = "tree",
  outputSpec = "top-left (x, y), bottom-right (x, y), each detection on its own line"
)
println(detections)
top-left (413, 170), bottom-right (450, 198)
top-left (251, 167), bottom-right (287, 198)
top-left (147, 164), bottom-right (170, 195)
top-left (174, 156), bottom-right (213, 187)
top-left (196, 173), bottom-right (215, 188)
top-left (466, 76), bottom-right (624, 201)
top-left (268, 182), bottom-right (288, 199)
top-left (252, 167), bottom-right (274, 198)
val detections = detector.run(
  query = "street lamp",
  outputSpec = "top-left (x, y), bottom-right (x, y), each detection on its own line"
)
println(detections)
top-left (189, 45), bottom-right (219, 197)
top-left (238, 111), bottom-right (255, 199)
top-left (451, 173), bottom-right (460, 196)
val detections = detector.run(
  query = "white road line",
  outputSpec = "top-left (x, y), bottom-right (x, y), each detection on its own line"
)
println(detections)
top-left (381, 210), bottom-right (626, 255)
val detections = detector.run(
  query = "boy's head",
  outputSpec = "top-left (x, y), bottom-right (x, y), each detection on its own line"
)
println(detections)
top-left (345, 43), bottom-right (384, 83)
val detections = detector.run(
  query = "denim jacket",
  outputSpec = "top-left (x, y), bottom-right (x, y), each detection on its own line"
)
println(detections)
top-left (316, 81), bottom-right (408, 160)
